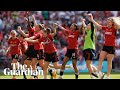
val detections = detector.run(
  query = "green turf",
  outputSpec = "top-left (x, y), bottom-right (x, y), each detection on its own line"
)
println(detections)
top-left (0, 73), bottom-right (120, 79)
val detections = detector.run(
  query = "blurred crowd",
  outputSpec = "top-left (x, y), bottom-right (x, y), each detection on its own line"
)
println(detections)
top-left (0, 11), bottom-right (120, 70)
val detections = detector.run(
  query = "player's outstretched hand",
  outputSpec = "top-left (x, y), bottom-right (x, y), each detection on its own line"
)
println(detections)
top-left (87, 13), bottom-right (93, 21)
top-left (17, 26), bottom-right (21, 30)
top-left (80, 18), bottom-right (85, 22)
top-left (53, 23), bottom-right (58, 27)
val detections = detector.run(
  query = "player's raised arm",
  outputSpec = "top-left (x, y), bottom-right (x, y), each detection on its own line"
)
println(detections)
top-left (17, 26), bottom-right (29, 38)
top-left (50, 23), bottom-right (57, 37)
top-left (79, 18), bottom-right (86, 35)
top-left (24, 38), bottom-right (39, 43)
top-left (87, 13), bottom-right (102, 29)
top-left (27, 36), bottom-right (36, 40)
top-left (25, 11), bottom-right (33, 29)
top-left (56, 23), bottom-right (66, 31)
top-left (80, 18), bottom-right (87, 28)
top-left (32, 15), bottom-right (38, 27)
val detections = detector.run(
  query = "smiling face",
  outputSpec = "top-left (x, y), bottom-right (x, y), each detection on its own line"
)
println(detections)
top-left (10, 30), bottom-right (17, 38)
top-left (106, 19), bottom-right (113, 28)
top-left (70, 23), bottom-right (77, 31)
top-left (35, 25), bottom-right (41, 32)
top-left (18, 35), bottom-right (24, 41)
top-left (41, 30), bottom-right (47, 38)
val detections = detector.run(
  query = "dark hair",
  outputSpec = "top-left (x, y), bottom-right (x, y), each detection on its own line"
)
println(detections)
top-left (43, 29), bottom-right (48, 34)
top-left (72, 23), bottom-right (78, 30)
top-left (18, 34), bottom-right (25, 38)
top-left (46, 28), bottom-right (51, 34)
top-left (27, 21), bottom-right (34, 28)
top-left (38, 24), bottom-right (43, 30)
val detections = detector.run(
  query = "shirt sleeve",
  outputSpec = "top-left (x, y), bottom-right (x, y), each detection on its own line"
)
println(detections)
top-left (17, 39), bottom-right (20, 45)
top-left (34, 33), bottom-right (41, 40)
top-left (38, 37), bottom-right (43, 43)
top-left (28, 27), bottom-right (35, 32)
top-left (75, 30), bottom-right (80, 37)
top-left (64, 29), bottom-right (70, 35)
top-left (102, 26), bottom-right (107, 31)
top-left (8, 39), bottom-right (10, 45)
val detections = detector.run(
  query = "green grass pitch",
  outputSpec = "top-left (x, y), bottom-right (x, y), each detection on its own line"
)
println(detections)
top-left (0, 72), bottom-right (120, 79)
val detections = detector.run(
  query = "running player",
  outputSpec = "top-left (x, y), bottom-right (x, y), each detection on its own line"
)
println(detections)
top-left (81, 18), bottom-right (99, 79)
top-left (17, 13), bottom-right (35, 79)
top-left (18, 14), bottom-right (55, 79)
top-left (18, 35), bottom-right (32, 69)
top-left (27, 15), bottom-right (56, 79)
top-left (24, 24), bottom-right (72, 79)
top-left (87, 13), bottom-right (119, 79)
top-left (56, 23), bottom-right (80, 79)
top-left (6, 30), bottom-right (21, 79)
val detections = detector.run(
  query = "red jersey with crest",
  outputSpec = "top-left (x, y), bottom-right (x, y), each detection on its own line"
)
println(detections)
top-left (28, 27), bottom-right (35, 46)
top-left (20, 40), bottom-right (28, 55)
top-left (64, 30), bottom-right (80, 49)
top-left (38, 34), bottom-right (56, 54)
top-left (8, 37), bottom-right (20, 55)
top-left (102, 26), bottom-right (116, 46)
top-left (34, 32), bottom-right (44, 50)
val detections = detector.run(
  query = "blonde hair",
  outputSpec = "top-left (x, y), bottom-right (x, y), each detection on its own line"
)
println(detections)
top-left (108, 17), bottom-right (120, 29)
top-left (10, 30), bottom-right (17, 35)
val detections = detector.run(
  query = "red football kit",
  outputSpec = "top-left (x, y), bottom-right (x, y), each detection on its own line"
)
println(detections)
top-left (8, 37), bottom-right (20, 55)
top-left (27, 27), bottom-right (35, 46)
top-left (64, 29), bottom-right (80, 49)
top-left (34, 32), bottom-right (44, 50)
top-left (102, 26), bottom-right (116, 46)
top-left (19, 40), bottom-right (28, 55)
top-left (38, 34), bottom-right (56, 54)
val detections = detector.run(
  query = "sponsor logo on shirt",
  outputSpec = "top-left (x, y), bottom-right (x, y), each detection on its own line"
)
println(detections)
top-left (68, 35), bottom-right (75, 38)
top-left (105, 31), bottom-right (112, 35)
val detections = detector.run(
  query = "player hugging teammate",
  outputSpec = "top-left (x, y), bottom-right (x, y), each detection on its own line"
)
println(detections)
top-left (6, 11), bottom-right (120, 79)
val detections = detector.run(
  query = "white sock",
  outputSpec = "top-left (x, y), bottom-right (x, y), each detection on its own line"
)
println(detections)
top-left (106, 76), bottom-right (110, 79)
top-left (98, 71), bottom-right (103, 76)
top-left (91, 75), bottom-right (95, 79)
top-left (93, 71), bottom-right (98, 75)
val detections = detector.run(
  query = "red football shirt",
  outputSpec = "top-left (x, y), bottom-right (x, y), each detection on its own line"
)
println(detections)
top-left (28, 27), bottom-right (35, 46)
top-left (102, 26), bottom-right (116, 46)
top-left (64, 30), bottom-right (80, 49)
top-left (20, 40), bottom-right (28, 55)
top-left (34, 32), bottom-right (44, 50)
top-left (8, 37), bottom-right (20, 55)
top-left (39, 34), bottom-right (56, 54)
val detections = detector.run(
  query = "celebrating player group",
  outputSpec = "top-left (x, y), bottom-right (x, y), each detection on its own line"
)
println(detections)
top-left (6, 11), bottom-right (120, 79)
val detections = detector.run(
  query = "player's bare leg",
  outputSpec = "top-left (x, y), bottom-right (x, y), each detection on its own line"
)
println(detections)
top-left (38, 60), bottom-right (44, 70)
top-left (49, 63), bottom-right (72, 69)
top-left (35, 59), bottom-right (44, 79)
top-left (37, 60), bottom-right (55, 79)
top-left (91, 65), bottom-right (97, 72)
top-left (11, 59), bottom-right (18, 79)
top-left (59, 56), bottom-right (69, 79)
top-left (20, 54), bottom-right (28, 79)
top-left (106, 54), bottom-right (114, 79)
top-left (97, 51), bottom-right (107, 79)
top-left (43, 61), bottom-right (50, 79)
top-left (86, 60), bottom-right (98, 79)
top-left (72, 59), bottom-right (79, 79)
top-left (30, 58), bottom-right (37, 79)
